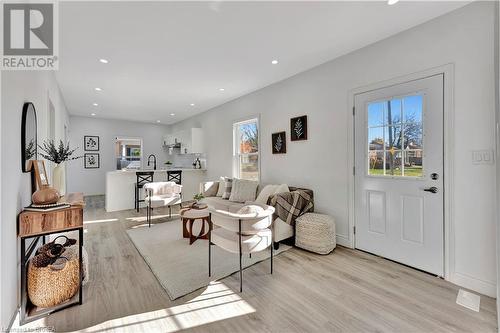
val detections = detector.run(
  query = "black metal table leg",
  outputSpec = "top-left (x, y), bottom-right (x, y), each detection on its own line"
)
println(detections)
top-left (208, 213), bottom-right (212, 277)
top-left (239, 219), bottom-right (242, 293)
top-left (78, 227), bottom-right (83, 305)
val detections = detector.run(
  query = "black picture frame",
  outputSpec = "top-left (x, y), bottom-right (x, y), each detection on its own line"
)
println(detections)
top-left (84, 153), bottom-right (100, 169)
top-left (290, 115), bottom-right (308, 141)
top-left (84, 135), bottom-right (99, 151)
top-left (272, 132), bottom-right (287, 154)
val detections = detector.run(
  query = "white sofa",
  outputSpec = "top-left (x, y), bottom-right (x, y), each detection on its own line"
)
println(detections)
top-left (199, 180), bottom-right (296, 245)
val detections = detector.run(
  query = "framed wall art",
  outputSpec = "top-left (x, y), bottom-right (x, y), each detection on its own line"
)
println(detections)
top-left (84, 153), bottom-right (100, 169)
top-left (84, 135), bottom-right (99, 151)
top-left (272, 131), bottom-right (287, 154)
top-left (290, 115), bottom-right (307, 141)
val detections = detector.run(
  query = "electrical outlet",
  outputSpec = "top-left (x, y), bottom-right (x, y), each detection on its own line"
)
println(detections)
top-left (471, 150), bottom-right (494, 165)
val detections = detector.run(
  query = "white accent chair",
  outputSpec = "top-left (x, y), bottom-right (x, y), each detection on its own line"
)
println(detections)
top-left (208, 204), bottom-right (275, 292)
top-left (144, 182), bottom-right (182, 227)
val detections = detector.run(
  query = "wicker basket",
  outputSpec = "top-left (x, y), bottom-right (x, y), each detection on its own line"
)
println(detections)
top-left (27, 245), bottom-right (80, 308)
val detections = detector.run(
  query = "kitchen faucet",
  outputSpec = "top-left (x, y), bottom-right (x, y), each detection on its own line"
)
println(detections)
top-left (147, 154), bottom-right (157, 170)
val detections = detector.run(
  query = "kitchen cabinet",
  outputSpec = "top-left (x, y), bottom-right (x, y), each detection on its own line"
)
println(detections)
top-left (164, 128), bottom-right (204, 154)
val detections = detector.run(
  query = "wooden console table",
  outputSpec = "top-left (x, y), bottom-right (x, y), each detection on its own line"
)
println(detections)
top-left (18, 193), bottom-right (84, 325)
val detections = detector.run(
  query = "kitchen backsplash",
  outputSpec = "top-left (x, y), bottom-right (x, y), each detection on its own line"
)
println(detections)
top-left (169, 153), bottom-right (207, 169)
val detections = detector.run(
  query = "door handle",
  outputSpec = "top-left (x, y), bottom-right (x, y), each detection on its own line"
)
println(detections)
top-left (423, 186), bottom-right (438, 194)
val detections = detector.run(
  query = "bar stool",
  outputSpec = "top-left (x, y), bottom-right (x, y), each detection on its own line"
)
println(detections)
top-left (135, 171), bottom-right (154, 212)
top-left (167, 170), bottom-right (182, 185)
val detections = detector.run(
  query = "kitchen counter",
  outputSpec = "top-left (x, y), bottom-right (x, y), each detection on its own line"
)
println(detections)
top-left (105, 168), bottom-right (207, 212)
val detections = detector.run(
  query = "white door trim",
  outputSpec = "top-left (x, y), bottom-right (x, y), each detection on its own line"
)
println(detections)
top-left (347, 64), bottom-right (454, 281)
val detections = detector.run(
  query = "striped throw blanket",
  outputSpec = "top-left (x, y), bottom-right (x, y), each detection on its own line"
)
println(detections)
top-left (268, 187), bottom-right (314, 226)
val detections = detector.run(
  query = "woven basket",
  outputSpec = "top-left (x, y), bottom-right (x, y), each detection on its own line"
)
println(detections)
top-left (27, 245), bottom-right (80, 308)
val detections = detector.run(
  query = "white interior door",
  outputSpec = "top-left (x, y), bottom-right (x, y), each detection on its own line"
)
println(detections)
top-left (354, 74), bottom-right (444, 276)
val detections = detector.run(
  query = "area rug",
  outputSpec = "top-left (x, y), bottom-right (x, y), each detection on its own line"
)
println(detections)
top-left (126, 219), bottom-right (290, 300)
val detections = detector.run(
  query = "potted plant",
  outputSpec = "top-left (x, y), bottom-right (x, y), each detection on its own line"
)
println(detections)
top-left (39, 140), bottom-right (82, 195)
top-left (164, 161), bottom-right (173, 169)
top-left (193, 193), bottom-right (204, 205)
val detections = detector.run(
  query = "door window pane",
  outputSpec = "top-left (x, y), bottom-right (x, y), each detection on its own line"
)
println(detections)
top-left (368, 128), bottom-right (384, 150)
top-left (367, 94), bottom-right (423, 178)
top-left (385, 125), bottom-right (403, 150)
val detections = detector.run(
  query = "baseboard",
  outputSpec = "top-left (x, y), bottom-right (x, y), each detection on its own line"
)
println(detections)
top-left (451, 271), bottom-right (496, 298)
top-left (336, 234), bottom-right (352, 248)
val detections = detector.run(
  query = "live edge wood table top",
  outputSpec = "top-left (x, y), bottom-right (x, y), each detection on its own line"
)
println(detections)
top-left (18, 192), bottom-right (85, 238)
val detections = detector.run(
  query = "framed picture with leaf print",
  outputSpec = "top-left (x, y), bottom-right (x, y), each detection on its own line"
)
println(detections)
top-left (290, 115), bottom-right (308, 141)
top-left (272, 132), bottom-right (286, 154)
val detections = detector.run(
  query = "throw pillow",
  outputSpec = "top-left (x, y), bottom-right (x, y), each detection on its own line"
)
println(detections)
top-left (229, 179), bottom-right (259, 203)
top-left (255, 184), bottom-right (278, 204)
top-left (221, 178), bottom-right (233, 200)
top-left (274, 184), bottom-right (290, 195)
top-left (216, 177), bottom-right (228, 197)
top-left (202, 181), bottom-right (219, 197)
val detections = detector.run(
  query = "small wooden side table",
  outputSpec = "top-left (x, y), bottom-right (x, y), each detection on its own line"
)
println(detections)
top-left (18, 193), bottom-right (84, 325)
top-left (180, 203), bottom-right (210, 245)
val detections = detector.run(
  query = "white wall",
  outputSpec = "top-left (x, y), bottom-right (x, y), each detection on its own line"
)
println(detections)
top-left (0, 71), bottom-right (70, 328)
top-left (495, 0), bottom-right (499, 327)
top-left (171, 2), bottom-right (497, 296)
top-left (66, 116), bottom-right (170, 195)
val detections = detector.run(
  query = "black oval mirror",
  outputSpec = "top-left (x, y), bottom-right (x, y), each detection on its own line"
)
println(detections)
top-left (21, 102), bottom-right (37, 172)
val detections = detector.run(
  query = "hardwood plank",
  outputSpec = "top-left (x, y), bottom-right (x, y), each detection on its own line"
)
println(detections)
top-left (12, 195), bottom-right (497, 332)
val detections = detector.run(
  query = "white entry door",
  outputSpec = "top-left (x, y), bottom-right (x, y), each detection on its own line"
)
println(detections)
top-left (354, 74), bottom-right (444, 276)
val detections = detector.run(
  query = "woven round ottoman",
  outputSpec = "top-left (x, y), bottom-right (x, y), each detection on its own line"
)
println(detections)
top-left (295, 213), bottom-right (336, 254)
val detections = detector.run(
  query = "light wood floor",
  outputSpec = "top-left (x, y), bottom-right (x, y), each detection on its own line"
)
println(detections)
top-left (16, 196), bottom-right (497, 332)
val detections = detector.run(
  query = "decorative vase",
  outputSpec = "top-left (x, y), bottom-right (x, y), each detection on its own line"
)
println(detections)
top-left (52, 163), bottom-right (66, 196)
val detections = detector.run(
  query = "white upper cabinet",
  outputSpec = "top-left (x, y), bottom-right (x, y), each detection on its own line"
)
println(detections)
top-left (190, 128), bottom-right (204, 154)
top-left (164, 128), bottom-right (204, 154)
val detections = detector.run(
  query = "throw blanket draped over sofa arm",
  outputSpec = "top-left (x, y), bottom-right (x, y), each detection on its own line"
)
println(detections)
top-left (268, 187), bottom-right (314, 226)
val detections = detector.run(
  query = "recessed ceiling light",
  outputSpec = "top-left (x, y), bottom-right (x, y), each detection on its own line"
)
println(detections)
top-left (170, 113), bottom-right (175, 116)
top-left (91, 113), bottom-right (96, 116)
top-left (387, 0), bottom-right (399, 5)
top-left (271, 59), bottom-right (279, 65)
top-left (99, 58), bottom-right (109, 64)
top-left (94, 87), bottom-right (102, 91)
top-left (219, 88), bottom-right (225, 92)
top-left (190, 103), bottom-right (195, 106)
top-left (92, 103), bottom-right (98, 106)
top-left (156, 120), bottom-right (161, 123)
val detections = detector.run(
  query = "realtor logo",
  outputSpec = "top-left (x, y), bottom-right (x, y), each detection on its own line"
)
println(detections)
top-left (1, 1), bottom-right (58, 70)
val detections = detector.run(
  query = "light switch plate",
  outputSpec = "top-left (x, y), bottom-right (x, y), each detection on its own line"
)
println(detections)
top-left (456, 289), bottom-right (480, 312)
top-left (471, 150), bottom-right (494, 165)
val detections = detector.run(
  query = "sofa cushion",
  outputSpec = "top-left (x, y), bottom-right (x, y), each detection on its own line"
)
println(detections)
top-left (216, 177), bottom-right (228, 197)
top-left (202, 196), bottom-right (245, 213)
top-left (255, 184), bottom-right (278, 204)
top-left (229, 179), bottom-right (258, 203)
top-left (202, 196), bottom-right (232, 211)
top-left (228, 202), bottom-right (245, 213)
top-left (274, 184), bottom-right (290, 195)
top-left (201, 181), bottom-right (219, 197)
top-left (221, 178), bottom-right (233, 199)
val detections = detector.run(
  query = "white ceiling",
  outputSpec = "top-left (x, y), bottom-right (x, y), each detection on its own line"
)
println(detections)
top-left (57, 1), bottom-right (469, 125)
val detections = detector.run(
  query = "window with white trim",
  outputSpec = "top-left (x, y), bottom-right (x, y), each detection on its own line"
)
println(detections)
top-left (233, 118), bottom-right (259, 181)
